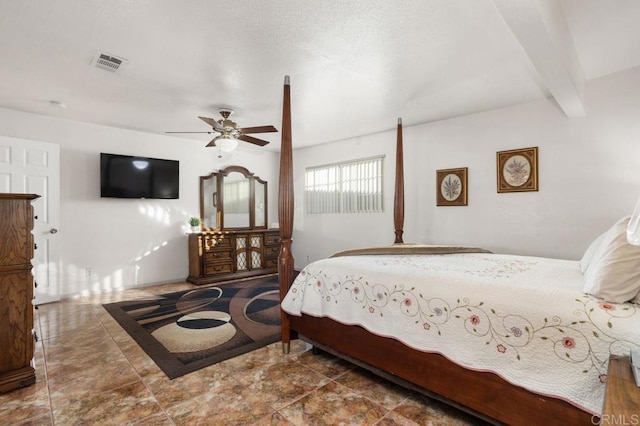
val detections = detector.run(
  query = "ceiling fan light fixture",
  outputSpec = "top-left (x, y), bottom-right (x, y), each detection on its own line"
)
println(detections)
top-left (168, 107), bottom-right (276, 149)
top-left (217, 135), bottom-right (238, 152)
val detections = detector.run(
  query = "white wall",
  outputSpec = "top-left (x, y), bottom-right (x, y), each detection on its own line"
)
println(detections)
top-left (291, 132), bottom-right (399, 266)
top-left (291, 66), bottom-right (640, 266)
top-left (0, 108), bottom-right (279, 297)
top-left (3, 66), bottom-right (639, 287)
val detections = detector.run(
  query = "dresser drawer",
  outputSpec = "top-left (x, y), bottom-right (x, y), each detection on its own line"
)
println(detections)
top-left (204, 250), bottom-right (232, 263)
top-left (265, 258), bottom-right (278, 269)
top-left (265, 245), bottom-right (280, 257)
top-left (204, 262), bottom-right (233, 275)
top-left (203, 236), bottom-right (231, 251)
top-left (265, 233), bottom-right (281, 246)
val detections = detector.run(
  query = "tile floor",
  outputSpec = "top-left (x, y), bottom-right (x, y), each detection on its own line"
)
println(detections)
top-left (1, 281), bottom-right (486, 425)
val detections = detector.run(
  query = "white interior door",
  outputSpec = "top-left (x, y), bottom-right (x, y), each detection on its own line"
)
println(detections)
top-left (0, 135), bottom-right (60, 304)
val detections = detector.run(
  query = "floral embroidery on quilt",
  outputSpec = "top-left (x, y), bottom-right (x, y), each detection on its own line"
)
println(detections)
top-left (370, 254), bottom-right (537, 278)
top-left (288, 268), bottom-right (640, 382)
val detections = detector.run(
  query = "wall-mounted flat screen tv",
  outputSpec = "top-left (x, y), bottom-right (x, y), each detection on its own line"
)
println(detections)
top-left (100, 153), bottom-right (179, 199)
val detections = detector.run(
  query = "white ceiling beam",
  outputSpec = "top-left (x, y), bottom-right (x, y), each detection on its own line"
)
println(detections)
top-left (492, 0), bottom-right (586, 118)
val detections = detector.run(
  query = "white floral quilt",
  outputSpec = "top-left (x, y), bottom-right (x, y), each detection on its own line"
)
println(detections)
top-left (281, 252), bottom-right (640, 415)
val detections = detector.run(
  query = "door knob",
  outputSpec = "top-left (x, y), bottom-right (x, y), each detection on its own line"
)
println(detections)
top-left (50, 228), bottom-right (58, 234)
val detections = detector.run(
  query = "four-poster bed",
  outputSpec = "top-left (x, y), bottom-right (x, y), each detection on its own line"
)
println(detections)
top-left (275, 76), bottom-right (637, 425)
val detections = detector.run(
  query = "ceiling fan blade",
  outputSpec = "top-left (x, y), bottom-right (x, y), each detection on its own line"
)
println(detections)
top-left (238, 134), bottom-right (270, 146)
top-left (238, 125), bottom-right (278, 134)
top-left (198, 116), bottom-right (224, 131)
top-left (165, 131), bottom-right (214, 134)
top-left (206, 136), bottom-right (219, 147)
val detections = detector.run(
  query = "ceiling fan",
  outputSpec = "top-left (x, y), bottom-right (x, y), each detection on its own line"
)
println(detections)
top-left (166, 108), bottom-right (277, 152)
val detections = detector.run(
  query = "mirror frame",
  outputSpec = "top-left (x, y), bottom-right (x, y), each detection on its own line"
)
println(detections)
top-left (199, 171), bottom-right (219, 230)
top-left (199, 165), bottom-right (268, 231)
top-left (253, 176), bottom-right (267, 228)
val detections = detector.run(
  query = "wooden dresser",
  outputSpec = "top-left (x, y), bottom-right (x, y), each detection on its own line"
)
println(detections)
top-left (0, 193), bottom-right (38, 393)
top-left (187, 229), bottom-right (281, 285)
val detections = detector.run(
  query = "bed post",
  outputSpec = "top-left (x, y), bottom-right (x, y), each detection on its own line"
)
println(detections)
top-left (394, 117), bottom-right (405, 244)
top-left (278, 75), bottom-right (295, 354)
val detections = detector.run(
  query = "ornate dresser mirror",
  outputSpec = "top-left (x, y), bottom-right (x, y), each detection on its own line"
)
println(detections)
top-left (189, 166), bottom-right (278, 285)
top-left (199, 166), bottom-right (267, 230)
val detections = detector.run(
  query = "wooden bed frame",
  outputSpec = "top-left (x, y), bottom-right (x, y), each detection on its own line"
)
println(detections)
top-left (275, 77), bottom-right (595, 425)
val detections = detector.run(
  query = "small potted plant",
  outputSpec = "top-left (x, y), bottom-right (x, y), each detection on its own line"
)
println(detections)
top-left (189, 217), bottom-right (201, 233)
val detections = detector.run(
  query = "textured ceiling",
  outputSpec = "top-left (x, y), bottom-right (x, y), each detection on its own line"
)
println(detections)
top-left (0, 0), bottom-right (639, 151)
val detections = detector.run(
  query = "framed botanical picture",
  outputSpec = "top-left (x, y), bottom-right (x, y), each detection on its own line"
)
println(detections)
top-left (497, 147), bottom-right (538, 193)
top-left (436, 167), bottom-right (468, 206)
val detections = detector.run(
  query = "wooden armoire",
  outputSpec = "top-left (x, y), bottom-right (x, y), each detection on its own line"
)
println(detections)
top-left (0, 193), bottom-right (38, 393)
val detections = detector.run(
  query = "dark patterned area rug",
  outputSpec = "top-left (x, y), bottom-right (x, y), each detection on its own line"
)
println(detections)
top-left (103, 275), bottom-right (281, 379)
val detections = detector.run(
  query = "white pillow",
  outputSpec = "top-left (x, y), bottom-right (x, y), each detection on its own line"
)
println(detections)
top-left (579, 232), bottom-right (606, 273)
top-left (583, 216), bottom-right (640, 303)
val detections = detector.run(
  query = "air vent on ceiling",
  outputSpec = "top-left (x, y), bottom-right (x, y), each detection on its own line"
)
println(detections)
top-left (93, 52), bottom-right (127, 73)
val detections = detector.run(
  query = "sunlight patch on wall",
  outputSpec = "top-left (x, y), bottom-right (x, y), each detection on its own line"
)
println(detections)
top-left (78, 268), bottom-right (124, 297)
top-left (73, 240), bottom-right (171, 297)
top-left (134, 241), bottom-right (167, 262)
top-left (138, 204), bottom-right (171, 225)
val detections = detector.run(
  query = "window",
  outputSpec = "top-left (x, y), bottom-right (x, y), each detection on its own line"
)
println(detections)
top-left (305, 156), bottom-right (384, 214)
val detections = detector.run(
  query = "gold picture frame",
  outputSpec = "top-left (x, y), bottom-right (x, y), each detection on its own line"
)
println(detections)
top-left (497, 147), bottom-right (538, 193)
top-left (436, 167), bottom-right (468, 206)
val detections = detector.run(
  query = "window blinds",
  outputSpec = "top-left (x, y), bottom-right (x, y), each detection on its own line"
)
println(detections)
top-left (305, 156), bottom-right (384, 214)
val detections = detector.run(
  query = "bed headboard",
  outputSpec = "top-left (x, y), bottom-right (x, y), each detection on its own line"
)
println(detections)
top-left (276, 76), bottom-right (407, 292)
